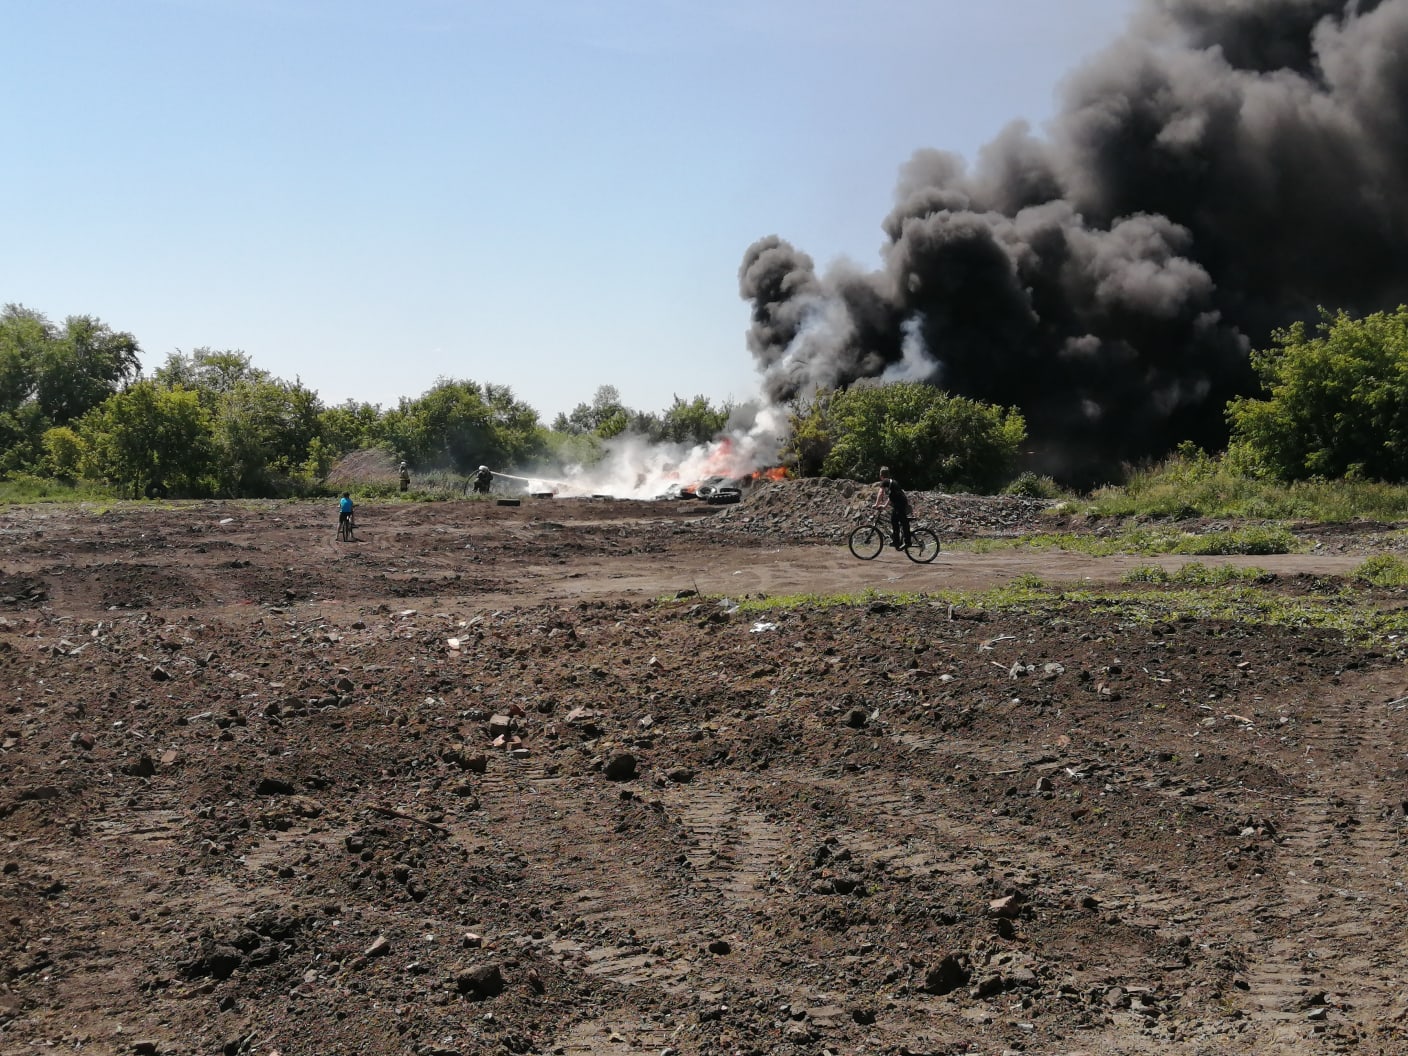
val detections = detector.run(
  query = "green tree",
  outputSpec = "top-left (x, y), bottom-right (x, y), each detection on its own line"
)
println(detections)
top-left (0, 305), bottom-right (141, 471)
top-left (41, 427), bottom-right (85, 479)
top-left (0, 305), bottom-right (51, 411)
top-left (153, 348), bottom-right (264, 400)
top-left (656, 394), bottom-right (730, 445)
top-left (78, 382), bottom-right (214, 496)
top-left (34, 315), bottom-right (142, 424)
top-left (211, 377), bottom-right (324, 496)
top-left (318, 399), bottom-right (386, 456)
top-left (385, 379), bottom-right (544, 471)
top-left (0, 404), bottom-right (48, 474)
top-left (1228, 306), bottom-right (1408, 481)
top-left (558, 385), bottom-right (630, 437)
top-left (787, 381), bottom-right (1026, 492)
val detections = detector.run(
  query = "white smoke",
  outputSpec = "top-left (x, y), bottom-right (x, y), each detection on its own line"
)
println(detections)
top-left (518, 400), bottom-right (791, 499)
top-left (880, 316), bottom-right (942, 384)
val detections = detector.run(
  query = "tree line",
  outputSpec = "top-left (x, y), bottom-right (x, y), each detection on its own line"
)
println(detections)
top-left (0, 305), bottom-right (739, 498)
top-left (4, 302), bottom-right (1408, 497)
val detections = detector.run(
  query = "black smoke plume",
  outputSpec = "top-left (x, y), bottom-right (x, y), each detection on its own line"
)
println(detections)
top-left (740, 0), bottom-right (1408, 483)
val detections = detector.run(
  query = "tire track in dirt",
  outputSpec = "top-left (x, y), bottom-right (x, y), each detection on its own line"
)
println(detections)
top-left (475, 755), bottom-right (701, 995)
top-left (770, 748), bottom-right (1249, 1053)
top-left (4, 785), bottom-right (202, 1046)
top-left (666, 783), bottom-right (789, 904)
top-left (1236, 670), bottom-right (1408, 1052)
top-left (473, 760), bottom-right (797, 1053)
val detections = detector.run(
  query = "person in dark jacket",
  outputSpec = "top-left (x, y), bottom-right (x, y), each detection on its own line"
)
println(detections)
top-left (873, 467), bottom-right (912, 549)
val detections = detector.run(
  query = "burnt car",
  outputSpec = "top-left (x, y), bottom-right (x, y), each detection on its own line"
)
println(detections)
top-left (693, 476), bottom-right (744, 505)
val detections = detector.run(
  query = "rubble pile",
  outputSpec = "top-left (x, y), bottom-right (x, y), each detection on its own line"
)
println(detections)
top-left (696, 477), bottom-right (1058, 542)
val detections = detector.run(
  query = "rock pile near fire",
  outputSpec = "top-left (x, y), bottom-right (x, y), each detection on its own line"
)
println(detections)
top-left (694, 477), bottom-right (1057, 543)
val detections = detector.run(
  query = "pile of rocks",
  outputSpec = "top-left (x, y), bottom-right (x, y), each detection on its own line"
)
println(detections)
top-left (694, 477), bottom-right (1058, 543)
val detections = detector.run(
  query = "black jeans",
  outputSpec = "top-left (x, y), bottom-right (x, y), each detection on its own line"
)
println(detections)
top-left (890, 507), bottom-right (911, 547)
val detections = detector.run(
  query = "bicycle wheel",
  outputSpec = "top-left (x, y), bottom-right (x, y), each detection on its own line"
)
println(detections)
top-left (904, 528), bottom-right (940, 564)
top-left (848, 524), bottom-right (886, 560)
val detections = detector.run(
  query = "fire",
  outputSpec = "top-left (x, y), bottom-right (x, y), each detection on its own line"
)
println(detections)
top-left (757, 466), bottom-right (789, 482)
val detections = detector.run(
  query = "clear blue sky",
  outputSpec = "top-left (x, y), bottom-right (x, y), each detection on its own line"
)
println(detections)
top-left (2, 0), bottom-right (1139, 421)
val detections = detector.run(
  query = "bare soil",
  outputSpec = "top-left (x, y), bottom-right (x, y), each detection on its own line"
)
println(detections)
top-left (2, 490), bottom-right (1407, 1056)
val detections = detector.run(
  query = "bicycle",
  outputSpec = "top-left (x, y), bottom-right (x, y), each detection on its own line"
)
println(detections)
top-left (848, 512), bottom-right (940, 563)
top-left (336, 515), bottom-right (356, 542)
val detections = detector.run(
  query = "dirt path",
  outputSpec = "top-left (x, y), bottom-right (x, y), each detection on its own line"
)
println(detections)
top-left (503, 546), bottom-right (1367, 607)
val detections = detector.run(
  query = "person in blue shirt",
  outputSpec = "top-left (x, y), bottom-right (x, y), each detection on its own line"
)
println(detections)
top-left (338, 493), bottom-right (356, 540)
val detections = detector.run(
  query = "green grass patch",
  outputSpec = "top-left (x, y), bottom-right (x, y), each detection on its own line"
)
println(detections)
top-left (674, 576), bottom-right (1408, 653)
top-left (716, 587), bottom-right (927, 613)
top-left (0, 475), bottom-right (117, 505)
top-left (1076, 449), bottom-right (1408, 522)
top-left (961, 525), bottom-right (1299, 557)
top-left (1123, 562), bottom-right (1270, 586)
top-left (1352, 554), bottom-right (1408, 587)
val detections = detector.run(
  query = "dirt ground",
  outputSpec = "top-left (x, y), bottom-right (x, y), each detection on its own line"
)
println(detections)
top-left (3, 490), bottom-right (1407, 1056)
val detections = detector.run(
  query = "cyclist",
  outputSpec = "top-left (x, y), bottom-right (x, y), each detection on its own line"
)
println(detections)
top-left (873, 467), bottom-right (912, 549)
top-left (338, 493), bottom-right (356, 541)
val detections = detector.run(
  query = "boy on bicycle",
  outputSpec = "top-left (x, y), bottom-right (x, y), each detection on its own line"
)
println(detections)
top-left (338, 493), bottom-right (356, 541)
top-left (873, 467), bottom-right (912, 549)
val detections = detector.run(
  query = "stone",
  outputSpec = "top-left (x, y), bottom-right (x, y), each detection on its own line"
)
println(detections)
top-left (1007, 967), bottom-right (1038, 988)
top-left (255, 776), bottom-right (295, 796)
top-left (707, 939), bottom-right (732, 955)
top-left (365, 935), bottom-right (392, 958)
top-left (123, 753), bottom-right (157, 778)
top-left (971, 973), bottom-right (1005, 998)
top-left (988, 893), bottom-right (1024, 918)
top-left (455, 962), bottom-right (504, 999)
top-left (603, 752), bottom-right (637, 781)
top-left (923, 954), bottom-right (971, 996)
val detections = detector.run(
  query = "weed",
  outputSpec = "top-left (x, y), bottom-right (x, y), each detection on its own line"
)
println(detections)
top-left (1352, 554), bottom-right (1408, 587)
top-left (963, 526), bottom-right (1299, 558)
top-left (674, 578), bottom-right (1408, 654)
top-left (1080, 449), bottom-right (1408, 522)
top-left (0, 475), bottom-right (116, 505)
